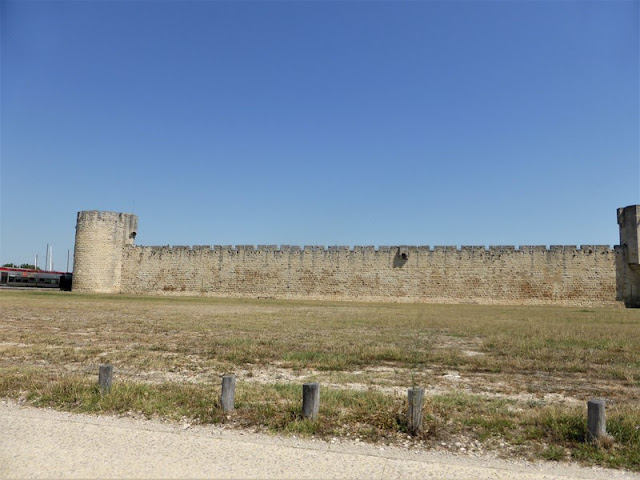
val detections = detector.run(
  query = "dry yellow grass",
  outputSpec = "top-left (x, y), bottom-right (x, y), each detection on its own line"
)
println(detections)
top-left (1, 290), bottom-right (639, 469)
top-left (1, 290), bottom-right (638, 402)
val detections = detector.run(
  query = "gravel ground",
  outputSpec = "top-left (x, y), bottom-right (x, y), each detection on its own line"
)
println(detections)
top-left (1, 402), bottom-right (637, 479)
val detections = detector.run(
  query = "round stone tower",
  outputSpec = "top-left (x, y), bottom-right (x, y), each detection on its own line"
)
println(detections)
top-left (72, 211), bottom-right (138, 293)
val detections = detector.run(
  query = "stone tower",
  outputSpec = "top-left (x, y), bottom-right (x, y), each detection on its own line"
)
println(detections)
top-left (72, 211), bottom-right (138, 293)
top-left (617, 205), bottom-right (640, 307)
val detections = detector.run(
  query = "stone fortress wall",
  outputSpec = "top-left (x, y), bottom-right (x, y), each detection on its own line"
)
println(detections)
top-left (72, 206), bottom-right (640, 307)
top-left (119, 244), bottom-right (618, 306)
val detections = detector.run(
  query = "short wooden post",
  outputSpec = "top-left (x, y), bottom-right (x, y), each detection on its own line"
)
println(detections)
top-left (220, 374), bottom-right (236, 412)
top-left (98, 364), bottom-right (113, 394)
top-left (587, 398), bottom-right (607, 442)
top-left (408, 387), bottom-right (424, 435)
top-left (302, 383), bottom-right (320, 420)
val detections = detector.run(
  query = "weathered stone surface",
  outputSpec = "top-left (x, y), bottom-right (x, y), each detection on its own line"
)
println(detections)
top-left (115, 243), bottom-right (617, 306)
top-left (72, 210), bottom-right (630, 306)
top-left (73, 211), bottom-right (138, 293)
top-left (617, 205), bottom-right (640, 307)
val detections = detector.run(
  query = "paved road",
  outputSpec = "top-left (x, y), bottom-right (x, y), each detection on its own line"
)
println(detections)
top-left (1, 402), bottom-right (636, 479)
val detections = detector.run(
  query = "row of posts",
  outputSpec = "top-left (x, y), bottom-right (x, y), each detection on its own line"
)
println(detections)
top-left (99, 364), bottom-right (610, 441)
top-left (100, 365), bottom-right (425, 433)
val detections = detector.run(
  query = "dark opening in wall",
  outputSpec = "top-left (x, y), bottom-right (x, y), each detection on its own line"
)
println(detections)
top-left (393, 247), bottom-right (409, 268)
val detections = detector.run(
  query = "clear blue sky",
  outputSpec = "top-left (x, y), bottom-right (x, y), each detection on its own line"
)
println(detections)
top-left (1, 0), bottom-right (638, 270)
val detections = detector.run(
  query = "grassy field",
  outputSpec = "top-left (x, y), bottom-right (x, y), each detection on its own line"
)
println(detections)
top-left (1, 290), bottom-right (639, 469)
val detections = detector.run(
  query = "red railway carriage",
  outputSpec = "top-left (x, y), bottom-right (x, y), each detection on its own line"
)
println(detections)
top-left (0, 267), bottom-right (72, 291)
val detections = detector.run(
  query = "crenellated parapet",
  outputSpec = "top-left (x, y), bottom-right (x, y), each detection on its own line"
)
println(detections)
top-left (117, 241), bottom-right (617, 305)
top-left (71, 208), bottom-right (636, 306)
top-left (121, 244), bottom-right (615, 255)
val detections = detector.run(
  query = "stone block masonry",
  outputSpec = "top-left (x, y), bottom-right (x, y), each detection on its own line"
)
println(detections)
top-left (73, 211), bottom-right (137, 293)
top-left (117, 244), bottom-right (617, 306)
top-left (617, 205), bottom-right (640, 307)
top-left (72, 207), bottom-right (640, 306)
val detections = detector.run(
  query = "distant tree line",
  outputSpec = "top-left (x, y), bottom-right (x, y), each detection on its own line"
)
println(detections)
top-left (2, 263), bottom-right (41, 270)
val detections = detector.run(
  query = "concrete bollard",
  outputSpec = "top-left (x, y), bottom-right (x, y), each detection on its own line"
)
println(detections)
top-left (302, 383), bottom-right (320, 420)
top-left (587, 398), bottom-right (607, 442)
top-left (98, 364), bottom-right (113, 394)
top-left (408, 387), bottom-right (425, 435)
top-left (220, 375), bottom-right (236, 412)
